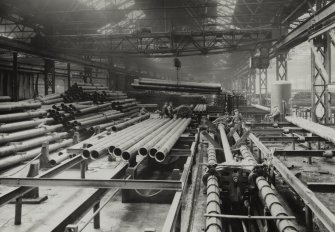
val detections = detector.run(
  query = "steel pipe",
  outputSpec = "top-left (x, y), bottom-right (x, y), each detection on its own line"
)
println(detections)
top-left (121, 119), bottom-right (175, 162)
top-left (0, 118), bottom-right (55, 133)
top-left (0, 132), bottom-right (68, 157)
top-left (77, 103), bottom-right (112, 114)
top-left (148, 119), bottom-right (185, 157)
top-left (285, 116), bottom-right (335, 144)
top-left (111, 114), bottom-right (150, 131)
top-left (218, 123), bottom-right (234, 162)
top-left (113, 119), bottom-right (169, 158)
top-left (0, 139), bottom-right (73, 170)
top-left (0, 110), bottom-right (47, 123)
top-left (154, 118), bottom-right (191, 163)
top-left (0, 102), bottom-right (41, 112)
top-left (0, 96), bottom-right (11, 102)
top-left (0, 124), bottom-right (63, 144)
top-left (49, 150), bottom-right (74, 166)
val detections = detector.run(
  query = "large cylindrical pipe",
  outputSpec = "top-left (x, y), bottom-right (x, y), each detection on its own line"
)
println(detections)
top-left (154, 118), bottom-right (191, 163)
top-left (149, 119), bottom-right (186, 158)
top-left (0, 139), bottom-right (73, 170)
top-left (113, 119), bottom-right (168, 158)
top-left (111, 114), bottom-right (150, 131)
top-left (0, 124), bottom-right (63, 144)
top-left (218, 123), bottom-right (234, 162)
top-left (140, 119), bottom-right (183, 157)
top-left (0, 102), bottom-right (41, 113)
top-left (0, 110), bottom-right (47, 123)
top-left (49, 150), bottom-right (73, 166)
top-left (82, 119), bottom-right (152, 159)
top-left (121, 119), bottom-right (175, 162)
top-left (111, 119), bottom-right (167, 157)
top-left (0, 132), bottom-right (68, 157)
top-left (0, 118), bottom-right (55, 133)
top-left (77, 103), bottom-right (112, 115)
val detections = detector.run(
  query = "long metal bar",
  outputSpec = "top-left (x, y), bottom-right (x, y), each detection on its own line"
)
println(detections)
top-left (0, 178), bottom-right (182, 190)
top-left (0, 155), bottom-right (83, 208)
top-left (249, 132), bottom-right (335, 232)
top-left (161, 191), bottom-right (182, 232)
top-left (204, 214), bottom-right (296, 220)
top-left (307, 182), bottom-right (335, 193)
top-left (218, 123), bottom-right (234, 162)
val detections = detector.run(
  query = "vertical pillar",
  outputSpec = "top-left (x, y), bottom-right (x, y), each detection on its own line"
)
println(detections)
top-left (67, 63), bottom-right (71, 90)
top-left (44, 59), bottom-right (55, 95)
top-left (12, 52), bottom-right (18, 101)
top-left (84, 67), bottom-right (92, 84)
top-left (276, 53), bottom-right (288, 81)
top-left (310, 2), bottom-right (332, 123)
top-left (258, 68), bottom-right (268, 104)
top-left (249, 68), bottom-right (256, 98)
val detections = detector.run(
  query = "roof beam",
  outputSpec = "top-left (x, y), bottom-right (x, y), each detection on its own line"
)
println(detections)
top-left (271, 1), bottom-right (335, 56)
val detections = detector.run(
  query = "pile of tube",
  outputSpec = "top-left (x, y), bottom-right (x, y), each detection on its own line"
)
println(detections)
top-left (193, 104), bottom-right (207, 113)
top-left (81, 117), bottom-right (191, 164)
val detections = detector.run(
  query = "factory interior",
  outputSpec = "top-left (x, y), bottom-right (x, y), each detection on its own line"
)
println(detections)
top-left (0, 0), bottom-right (335, 232)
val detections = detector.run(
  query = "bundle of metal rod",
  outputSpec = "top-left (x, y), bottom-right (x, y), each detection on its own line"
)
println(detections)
top-left (193, 104), bottom-right (207, 113)
top-left (112, 118), bottom-right (169, 158)
top-left (111, 113), bottom-right (150, 131)
top-left (285, 116), bottom-right (335, 144)
top-left (83, 118), bottom-right (154, 159)
top-left (0, 118), bottom-right (55, 133)
top-left (121, 119), bottom-right (176, 162)
top-left (154, 118), bottom-right (191, 163)
top-left (233, 132), bottom-right (298, 232)
top-left (139, 118), bottom-right (184, 157)
top-left (251, 104), bottom-right (271, 112)
top-left (0, 102), bottom-right (42, 113)
top-left (0, 96), bottom-right (11, 102)
top-left (0, 110), bottom-right (47, 123)
top-left (173, 105), bottom-right (193, 118)
top-left (218, 124), bottom-right (234, 162)
top-left (0, 132), bottom-right (68, 157)
top-left (0, 124), bottom-right (63, 144)
top-left (0, 138), bottom-right (73, 170)
top-left (205, 133), bottom-right (222, 232)
top-left (137, 78), bottom-right (222, 91)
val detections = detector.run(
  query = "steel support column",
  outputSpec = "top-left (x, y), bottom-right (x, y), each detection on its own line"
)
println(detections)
top-left (311, 33), bottom-right (332, 123)
top-left (44, 59), bottom-right (55, 95)
top-left (249, 68), bottom-right (256, 97)
top-left (276, 53), bottom-right (288, 81)
top-left (258, 68), bottom-right (268, 104)
top-left (12, 52), bottom-right (18, 101)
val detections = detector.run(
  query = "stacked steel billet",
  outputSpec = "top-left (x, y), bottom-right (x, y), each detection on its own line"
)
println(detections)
top-left (149, 118), bottom-right (186, 157)
top-left (193, 104), bottom-right (207, 113)
top-left (0, 138), bottom-right (74, 170)
top-left (82, 118), bottom-right (153, 159)
top-left (0, 118), bottom-right (55, 133)
top-left (0, 110), bottom-right (47, 123)
top-left (139, 119), bottom-right (183, 157)
top-left (0, 124), bottom-right (63, 144)
top-left (0, 132), bottom-right (68, 157)
top-left (205, 133), bottom-right (222, 232)
top-left (0, 96), bottom-right (11, 102)
top-left (121, 119), bottom-right (176, 162)
top-left (154, 118), bottom-right (191, 163)
top-left (111, 114), bottom-right (150, 131)
top-left (233, 132), bottom-right (299, 232)
top-left (285, 116), bottom-right (335, 144)
top-left (218, 124), bottom-right (234, 162)
top-left (112, 118), bottom-right (169, 157)
top-left (0, 102), bottom-right (42, 112)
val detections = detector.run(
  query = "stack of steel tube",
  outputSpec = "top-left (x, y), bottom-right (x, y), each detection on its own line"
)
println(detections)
top-left (193, 104), bottom-right (207, 113)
